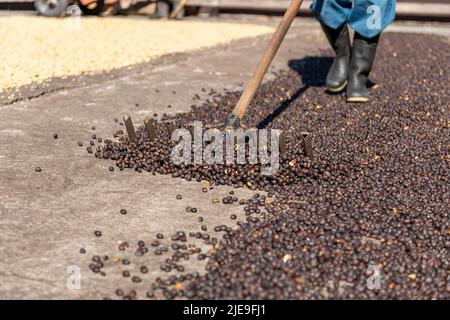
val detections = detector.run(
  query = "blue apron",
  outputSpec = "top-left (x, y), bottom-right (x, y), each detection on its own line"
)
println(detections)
top-left (310, 0), bottom-right (396, 38)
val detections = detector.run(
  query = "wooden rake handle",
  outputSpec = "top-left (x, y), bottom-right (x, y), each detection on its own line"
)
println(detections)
top-left (232, 0), bottom-right (303, 120)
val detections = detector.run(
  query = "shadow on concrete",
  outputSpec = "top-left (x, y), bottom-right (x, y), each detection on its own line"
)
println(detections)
top-left (257, 56), bottom-right (332, 129)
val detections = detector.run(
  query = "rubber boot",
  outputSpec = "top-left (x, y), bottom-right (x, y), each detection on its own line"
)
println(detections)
top-left (347, 33), bottom-right (380, 102)
top-left (321, 22), bottom-right (351, 93)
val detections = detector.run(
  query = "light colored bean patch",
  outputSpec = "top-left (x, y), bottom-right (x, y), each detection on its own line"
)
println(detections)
top-left (0, 16), bottom-right (273, 91)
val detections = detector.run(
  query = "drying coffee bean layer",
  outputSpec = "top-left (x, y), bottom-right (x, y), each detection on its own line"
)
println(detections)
top-left (87, 33), bottom-right (449, 299)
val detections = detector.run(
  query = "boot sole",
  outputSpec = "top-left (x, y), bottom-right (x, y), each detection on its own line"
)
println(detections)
top-left (326, 81), bottom-right (347, 93)
top-left (347, 96), bottom-right (369, 103)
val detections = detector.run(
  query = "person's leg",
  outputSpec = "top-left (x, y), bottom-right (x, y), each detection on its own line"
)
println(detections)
top-left (310, 0), bottom-right (352, 29)
top-left (348, 0), bottom-right (396, 39)
top-left (346, 0), bottom-right (396, 102)
top-left (310, 0), bottom-right (353, 92)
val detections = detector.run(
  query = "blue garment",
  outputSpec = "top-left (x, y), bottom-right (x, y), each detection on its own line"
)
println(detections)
top-left (311, 0), bottom-right (396, 38)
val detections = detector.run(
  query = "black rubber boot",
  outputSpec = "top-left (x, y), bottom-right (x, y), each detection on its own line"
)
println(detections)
top-left (321, 22), bottom-right (351, 93)
top-left (347, 33), bottom-right (380, 102)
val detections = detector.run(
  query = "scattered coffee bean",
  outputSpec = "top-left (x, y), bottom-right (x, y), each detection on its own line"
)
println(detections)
top-left (115, 289), bottom-right (124, 296)
top-left (151, 240), bottom-right (160, 247)
top-left (140, 266), bottom-right (148, 274)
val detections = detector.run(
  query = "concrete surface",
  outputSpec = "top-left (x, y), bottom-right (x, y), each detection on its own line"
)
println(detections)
top-left (0, 18), bottom-right (326, 299)
top-left (0, 16), bottom-right (449, 299)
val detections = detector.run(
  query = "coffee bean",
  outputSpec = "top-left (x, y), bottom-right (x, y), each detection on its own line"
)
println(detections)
top-left (176, 265), bottom-right (185, 272)
top-left (129, 290), bottom-right (137, 298)
top-left (140, 266), bottom-right (148, 274)
top-left (151, 240), bottom-right (160, 247)
top-left (160, 264), bottom-right (172, 272)
top-left (115, 289), bottom-right (124, 296)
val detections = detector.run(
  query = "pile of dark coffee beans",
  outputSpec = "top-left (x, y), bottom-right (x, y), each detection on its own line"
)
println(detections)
top-left (86, 33), bottom-right (448, 299)
top-left (89, 255), bottom-right (108, 277)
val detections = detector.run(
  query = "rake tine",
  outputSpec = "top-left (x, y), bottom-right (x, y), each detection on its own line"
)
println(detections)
top-left (301, 132), bottom-right (313, 158)
top-left (279, 131), bottom-right (287, 154)
top-left (144, 117), bottom-right (157, 141)
top-left (123, 114), bottom-right (137, 142)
